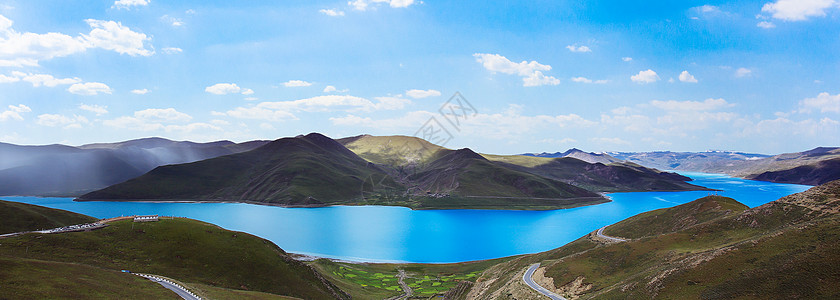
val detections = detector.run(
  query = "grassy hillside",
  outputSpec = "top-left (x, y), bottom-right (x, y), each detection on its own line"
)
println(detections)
top-left (0, 217), bottom-right (349, 299)
top-left (465, 179), bottom-right (840, 299)
top-left (0, 199), bottom-right (96, 234)
top-left (80, 133), bottom-right (403, 206)
top-left (337, 134), bottom-right (445, 166)
top-left (0, 256), bottom-right (180, 299)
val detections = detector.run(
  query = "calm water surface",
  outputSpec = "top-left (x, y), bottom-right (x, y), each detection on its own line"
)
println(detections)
top-left (2, 172), bottom-right (810, 263)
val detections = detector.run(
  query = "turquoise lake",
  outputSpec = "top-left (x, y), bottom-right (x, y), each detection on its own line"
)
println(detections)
top-left (1, 172), bottom-right (811, 263)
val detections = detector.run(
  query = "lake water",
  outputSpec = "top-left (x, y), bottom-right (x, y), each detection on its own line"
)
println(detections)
top-left (1, 172), bottom-right (810, 263)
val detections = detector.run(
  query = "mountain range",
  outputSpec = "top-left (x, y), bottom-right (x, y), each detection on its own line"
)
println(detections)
top-left (78, 133), bottom-right (705, 210)
top-left (0, 138), bottom-right (268, 196)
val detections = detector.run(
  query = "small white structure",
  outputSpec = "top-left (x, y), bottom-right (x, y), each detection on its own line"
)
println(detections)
top-left (133, 215), bottom-right (159, 222)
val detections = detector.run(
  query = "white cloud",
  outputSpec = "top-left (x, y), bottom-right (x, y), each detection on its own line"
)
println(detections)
top-left (36, 114), bottom-right (88, 128)
top-left (224, 95), bottom-right (409, 121)
top-left (104, 108), bottom-right (219, 133)
top-left (131, 88), bottom-right (149, 94)
top-left (622, 57), bottom-right (633, 62)
top-left (0, 104), bottom-right (30, 121)
top-left (349, 0), bottom-right (416, 11)
top-left (68, 82), bottom-right (112, 95)
top-left (323, 85), bottom-right (349, 93)
top-left (113, 0), bottom-right (150, 10)
top-left (473, 53), bottom-right (560, 87)
top-left (205, 83), bottom-right (252, 95)
top-left (571, 77), bottom-right (608, 84)
top-left (319, 9), bottom-right (345, 16)
top-left (650, 98), bottom-right (733, 111)
top-left (18, 73), bottom-right (80, 87)
top-left (0, 73), bottom-right (18, 83)
top-left (631, 69), bottom-right (659, 83)
top-left (735, 67), bottom-right (752, 77)
top-left (757, 21), bottom-right (776, 28)
top-left (566, 45), bottom-right (592, 53)
top-left (160, 15), bottom-right (184, 27)
top-left (697, 5), bottom-right (721, 14)
top-left (82, 19), bottom-right (153, 56)
top-left (244, 97), bottom-right (258, 101)
top-left (406, 89), bottom-right (441, 99)
top-left (761, 0), bottom-right (838, 21)
top-left (678, 70), bottom-right (698, 83)
top-left (79, 103), bottom-right (108, 115)
top-left (283, 80), bottom-right (313, 87)
top-left (162, 47), bottom-right (182, 54)
top-left (134, 108), bottom-right (192, 122)
top-left (799, 92), bottom-right (840, 113)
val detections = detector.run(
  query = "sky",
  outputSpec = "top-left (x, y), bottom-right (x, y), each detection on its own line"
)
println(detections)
top-left (0, 0), bottom-right (838, 155)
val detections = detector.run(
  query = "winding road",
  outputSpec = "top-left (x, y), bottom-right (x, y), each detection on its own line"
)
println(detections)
top-left (523, 263), bottom-right (566, 300)
top-left (134, 273), bottom-right (202, 300)
top-left (596, 226), bottom-right (627, 242)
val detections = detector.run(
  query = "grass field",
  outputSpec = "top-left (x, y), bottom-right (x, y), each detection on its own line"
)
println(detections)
top-left (0, 218), bottom-right (348, 300)
top-left (310, 257), bottom-right (512, 299)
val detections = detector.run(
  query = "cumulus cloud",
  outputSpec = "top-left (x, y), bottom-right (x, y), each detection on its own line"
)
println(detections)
top-left (631, 69), bottom-right (659, 83)
top-left (0, 15), bottom-right (153, 66)
top-left (473, 53), bottom-right (560, 87)
top-left (0, 104), bottom-right (30, 121)
top-left (566, 45), bottom-right (592, 53)
top-left (160, 15), bottom-right (183, 27)
top-left (113, 0), bottom-right (149, 10)
top-left (319, 9), bottom-right (345, 16)
top-left (679, 70), bottom-right (698, 83)
top-left (68, 82), bottom-right (112, 95)
top-left (622, 57), bottom-right (633, 62)
top-left (205, 83), bottom-right (253, 95)
top-left (757, 21), bottom-right (776, 28)
top-left (83, 19), bottom-right (153, 56)
top-left (103, 108), bottom-right (217, 133)
top-left (162, 47), bottom-right (182, 54)
top-left (131, 88), bottom-right (149, 94)
top-left (12, 72), bottom-right (81, 87)
top-left (406, 89), bottom-right (441, 99)
top-left (571, 77), bottom-right (608, 84)
top-left (283, 80), bottom-right (313, 87)
top-left (36, 114), bottom-right (89, 128)
top-left (349, 0), bottom-right (416, 11)
top-left (79, 103), bottom-right (108, 115)
top-left (735, 67), bottom-right (752, 77)
top-left (799, 92), bottom-right (840, 113)
top-left (761, 0), bottom-right (838, 21)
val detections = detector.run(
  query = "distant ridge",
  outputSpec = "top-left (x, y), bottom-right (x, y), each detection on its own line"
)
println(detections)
top-left (0, 138), bottom-right (268, 196)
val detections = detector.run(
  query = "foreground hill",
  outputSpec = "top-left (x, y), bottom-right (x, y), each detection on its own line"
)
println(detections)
top-left (0, 213), bottom-right (349, 299)
top-left (465, 179), bottom-right (840, 299)
top-left (611, 147), bottom-right (840, 185)
top-left (0, 199), bottom-right (96, 234)
top-left (0, 138), bottom-right (268, 196)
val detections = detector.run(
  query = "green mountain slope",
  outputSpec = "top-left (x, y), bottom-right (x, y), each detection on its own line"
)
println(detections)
top-left (80, 133), bottom-right (402, 206)
top-left (0, 199), bottom-right (97, 234)
top-left (465, 179), bottom-right (840, 299)
top-left (0, 216), bottom-right (349, 299)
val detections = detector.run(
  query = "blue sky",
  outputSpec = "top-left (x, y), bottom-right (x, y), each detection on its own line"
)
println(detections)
top-left (0, 0), bottom-right (838, 154)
